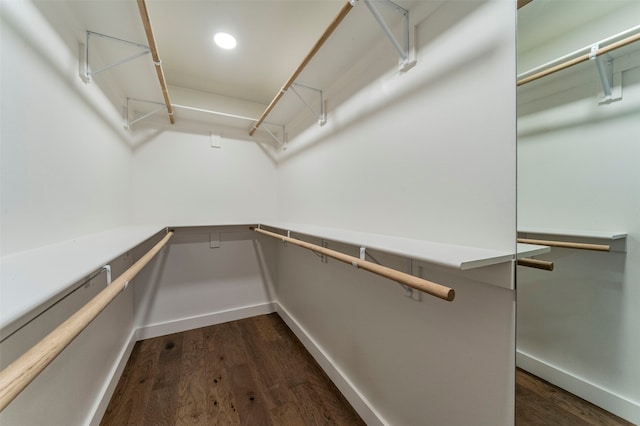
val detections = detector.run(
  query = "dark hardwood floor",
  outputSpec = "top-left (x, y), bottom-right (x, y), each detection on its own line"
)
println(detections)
top-left (100, 313), bottom-right (365, 426)
top-left (101, 313), bottom-right (633, 425)
top-left (515, 368), bottom-right (634, 426)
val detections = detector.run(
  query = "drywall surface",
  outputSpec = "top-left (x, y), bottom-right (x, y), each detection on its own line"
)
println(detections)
top-left (0, 1), bottom-right (133, 257)
top-left (131, 121), bottom-right (278, 226)
top-left (276, 1), bottom-right (516, 252)
top-left (517, 41), bottom-right (640, 425)
top-left (274, 1), bottom-right (517, 424)
top-left (134, 227), bottom-right (277, 336)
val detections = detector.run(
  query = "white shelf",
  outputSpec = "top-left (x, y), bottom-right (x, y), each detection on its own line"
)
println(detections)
top-left (0, 225), bottom-right (166, 339)
top-left (261, 222), bottom-right (515, 271)
top-left (518, 227), bottom-right (627, 240)
top-left (517, 243), bottom-right (551, 259)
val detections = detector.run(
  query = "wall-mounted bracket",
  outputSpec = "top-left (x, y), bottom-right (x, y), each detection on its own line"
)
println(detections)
top-left (589, 44), bottom-right (622, 104)
top-left (124, 97), bottom-right (166, 129)
top-left (102, 265), bottom-right (112, 286)
top-left (261, 121), bottom-right (288, 150)
top-left (362, 0), bottom-right (415, 72)
top-left (290, 83), bottom-right (327, 125)
top-left (320, 240), bottom-right (329, 263)
top-left (359, 246), bottom-right (367, 260)
top-left (80, 31), bottom-right (150, 84)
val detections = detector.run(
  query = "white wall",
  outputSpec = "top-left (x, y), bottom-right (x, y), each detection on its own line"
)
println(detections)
top-left (273, 1), bottom-right (517, 424)
top-left (131, 120), bottom-right (278, 226)
top-left (133, 226), bottom-right (277, 339)
top-left (0, 1), bottom-right (132, 257)
top-left (1, 2), bottom-right (137, 424)
top-left (517, 2), bottom-right (640, 423)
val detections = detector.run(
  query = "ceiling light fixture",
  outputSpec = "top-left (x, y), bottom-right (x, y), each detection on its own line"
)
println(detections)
top-left (214, 32), bottom-right (237, 50)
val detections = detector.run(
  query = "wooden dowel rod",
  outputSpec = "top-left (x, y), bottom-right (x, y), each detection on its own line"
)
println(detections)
top-left (518, 31), bottom-right (640, 86)
top-left (517, 258), bottom-right (554, 271)
top-left (253, 227), bottom-right (455, 302)
top-left (137, 0), bottom-right (175, 124)
top-left (0, 231), bottom-right (174, 412)
top-left (249, 1), bottom-right (354, 136)
top-left (517, 238), bottom-right (610, 252)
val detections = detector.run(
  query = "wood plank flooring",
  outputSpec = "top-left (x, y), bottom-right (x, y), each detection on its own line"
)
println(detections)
top-left (100, 313), bottom-right (365, 426)
top-left (515, 368), bottom-right (634, 426)
top-left (101, 313), bottom-right (633, 425)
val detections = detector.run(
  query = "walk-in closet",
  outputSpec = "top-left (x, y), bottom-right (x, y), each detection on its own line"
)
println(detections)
top-left (0, 0), bottom-right (637, 425)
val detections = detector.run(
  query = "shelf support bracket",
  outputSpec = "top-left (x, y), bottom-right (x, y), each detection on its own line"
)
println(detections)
top-left (589, 44), bottom-right (622, 104)
top-left (362, 0), bottom-right (415, 72)
top-left (80, 31), bottom-right (150, 83)
top-left (124, 97), bottom-right (166, 129)
top-left (289, 83), bottom-right (327, 125)
top-left (262, 122), bottom-right (287, 150)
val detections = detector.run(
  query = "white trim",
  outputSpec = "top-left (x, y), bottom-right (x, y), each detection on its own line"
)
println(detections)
top-left (87, 330), bottom-right (138, 426)
top-left (276, 303), bottom-right (388, 426)
top-left (516, 350), bottom-right (640, 425)
top-left (135, 302), bottom-right (276, 340)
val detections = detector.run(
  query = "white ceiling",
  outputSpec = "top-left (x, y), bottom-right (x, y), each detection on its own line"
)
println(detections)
top-left (33, 0), bottom-right (413, 133)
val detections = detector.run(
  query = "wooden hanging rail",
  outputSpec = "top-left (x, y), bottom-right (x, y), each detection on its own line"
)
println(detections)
top-left (518, 30), bottom-right (640, 86)
top-left (0, 230), bottom-right (174, 412)
top-left (252, 227), bottom-right (455, 302)
top-left (249, 1), bottom-right (354, 136)
top-left (517, 238), bottom-right (610, 252)
top-left (137, 0), bottom-right (175, 124)
top-left (517, 258), bottom-right (554, 271)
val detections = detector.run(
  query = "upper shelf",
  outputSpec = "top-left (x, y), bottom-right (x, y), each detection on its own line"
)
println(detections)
top-left (261, 222), bottom-right (516, 271)
top-left (0, 225), bottom-right (166, 339)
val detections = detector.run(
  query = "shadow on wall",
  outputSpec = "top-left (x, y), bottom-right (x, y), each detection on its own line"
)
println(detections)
top-left (517, 248), bottom-right (627, 382)
top-left (276, 1), bottom-right (504, 163)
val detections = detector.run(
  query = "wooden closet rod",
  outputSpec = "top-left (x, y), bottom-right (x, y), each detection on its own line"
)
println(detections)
top-left (517, 258), bottom-right (554, 271)
top-left (137, 0), bottom-right (175, 124)
top-left (0, 231), bottom-right (174, 412)
top-left (249, 1), bottom-right (354, 136)
top-left (252, 227), bottom-right (455, 302)
top-left (518, 31), bottom-right (640, 86)
top-left (517, 238), bottom-right (610, 252)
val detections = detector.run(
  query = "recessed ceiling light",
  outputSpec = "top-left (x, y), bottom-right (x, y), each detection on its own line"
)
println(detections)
top-left (214, 32), bottom-right (237, 50)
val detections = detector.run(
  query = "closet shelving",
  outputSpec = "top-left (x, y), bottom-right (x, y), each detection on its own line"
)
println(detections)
top-left (3, 220), bottom-right (533, 342)
top-left (518, 227), bottom-right (627, 253)
top-left (77, 0), bottom-right (415, 146)
top-left (517, 24), bottom-right (640, 104)
top-left (0, 225), bottom-right (166, 340)
top-left (261, 222), bottom-right (517, 271)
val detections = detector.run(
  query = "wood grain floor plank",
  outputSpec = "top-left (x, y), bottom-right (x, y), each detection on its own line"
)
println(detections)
top-left (515, 368), bottom-right (634, 426)
top-left (176, 328), bottom-right (207, 425)
top-left (143, 334), bottom-right (184, 425)
top-left (229, 363), bottom-right (273, 426)
top-left (100, 338), bottom-right (163, 426)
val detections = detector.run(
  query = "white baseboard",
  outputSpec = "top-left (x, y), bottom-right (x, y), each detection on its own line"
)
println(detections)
top-left (87, 330), bottom-right (138, 426)
top-left (135, 302), bottom-right (277, 340)
top-left (275, 303), bottom-right (387, 426)
top-left (517, 350), bottom-right (640, 425)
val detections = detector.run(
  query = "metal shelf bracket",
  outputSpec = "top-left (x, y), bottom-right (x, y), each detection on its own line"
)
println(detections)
top-left (80, 31), bottom-right (150, 83)
top-left (124, 97), bottom-right (166, 129)
top-left (290, 83), bottom-right (327, 125)
top-left (362, 0), bottom-right (415, 72)
top-left (262, 122), bottom-right (288, 150)
top-left (589, 44), bottom-right (622, 104)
